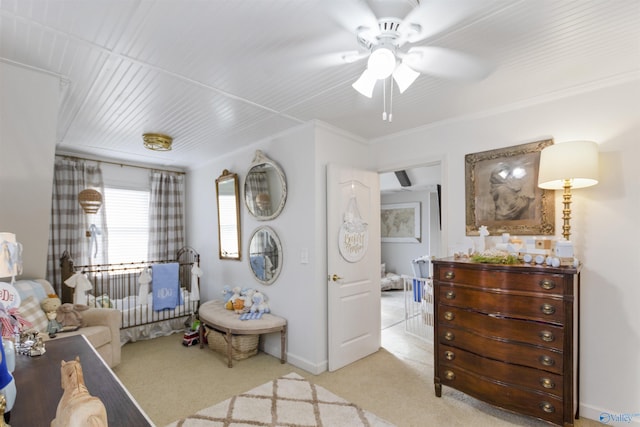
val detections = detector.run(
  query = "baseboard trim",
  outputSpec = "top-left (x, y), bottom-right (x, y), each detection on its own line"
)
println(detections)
top-left (580, 403), bottom-right (640, 425)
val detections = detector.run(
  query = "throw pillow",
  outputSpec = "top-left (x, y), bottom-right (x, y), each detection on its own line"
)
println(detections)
top-left (19, 295), bottom-right (49, 333)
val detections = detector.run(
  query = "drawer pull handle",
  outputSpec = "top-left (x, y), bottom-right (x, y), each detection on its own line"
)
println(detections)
top-left (539, 355), bottom-right (555, 367)
top-left (540, 402), bottom-right (555, 413)
top-left (444, 311), bottom-right (455, 321)
top-left (541, 304), bottom-right (556, 315)
top-left (444, 271), bottom-right (455, 280)
top-left (539, 330), bottom-right (555, 342)
top-left (539, 279), bottom-right (556, 290)
top-left (444, 351), bottom-right (455, 361)
top-left (444, 331), bottom-right (455, 341)
top-left (444, 370), bottom-right (456, 380)
top-left (540, 378), bottom-right (555, 389)
top-left (445, 290), bottom-right (456, 300)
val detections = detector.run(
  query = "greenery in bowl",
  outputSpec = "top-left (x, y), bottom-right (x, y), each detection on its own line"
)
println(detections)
top-left (471, 252), bottom-right (520, 264)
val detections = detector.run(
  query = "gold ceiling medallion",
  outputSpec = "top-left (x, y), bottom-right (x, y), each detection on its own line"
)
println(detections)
top-left (143, 133), bottom-right (173, 151)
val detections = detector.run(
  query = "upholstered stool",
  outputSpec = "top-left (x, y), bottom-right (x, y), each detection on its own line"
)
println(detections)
top-left (198, 299), bottom-right (287, 368)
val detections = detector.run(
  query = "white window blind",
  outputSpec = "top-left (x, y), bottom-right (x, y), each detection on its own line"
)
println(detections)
top-left (104, 187), bottom-right (150, 264)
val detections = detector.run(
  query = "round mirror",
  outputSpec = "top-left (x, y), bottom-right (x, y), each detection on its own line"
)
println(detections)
top-left (244, 150), bottom-right (287, 220)
top-left (248, 226), bottom-right (282, 285)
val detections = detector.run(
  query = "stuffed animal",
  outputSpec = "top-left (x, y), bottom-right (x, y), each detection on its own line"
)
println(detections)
top-left (221, 285), bottom-right (234, 303)
top-left (250, 291), bottom-right (270, 315)
top-left (225, 287), bottom-right (242, 310)
top-left (41, 296), bottom-right (63, 336)
top-left (56, 303), bottom-right (89, 330)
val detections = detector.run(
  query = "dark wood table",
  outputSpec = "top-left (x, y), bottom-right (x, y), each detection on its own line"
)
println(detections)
top-left (11, 334), bottom-right (154, 426)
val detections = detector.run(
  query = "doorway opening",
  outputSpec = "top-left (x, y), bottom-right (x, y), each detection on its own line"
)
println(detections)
top-left (378, 163), bottom-right (441, 355)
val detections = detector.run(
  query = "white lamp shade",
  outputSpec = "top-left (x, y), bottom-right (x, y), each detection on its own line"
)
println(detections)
top-left (538, 141), bottom-right (599, 189)
top-left (393, 62), bottom-right (420, 93)
top-left (352, 69), bottom-right (377, 98)
top-left (367, 47), bottom-right (396, 80)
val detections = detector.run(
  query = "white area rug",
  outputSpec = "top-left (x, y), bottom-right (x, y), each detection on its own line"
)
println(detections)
top-left (165, 372), bottom-right (395, 427)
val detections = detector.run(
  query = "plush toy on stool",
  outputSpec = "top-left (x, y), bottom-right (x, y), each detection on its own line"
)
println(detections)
top-left (56, 304), bottom-right (88, 332)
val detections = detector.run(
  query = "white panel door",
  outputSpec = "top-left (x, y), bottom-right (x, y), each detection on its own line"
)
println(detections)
top-left (327, 163), bottom-right (381, 371)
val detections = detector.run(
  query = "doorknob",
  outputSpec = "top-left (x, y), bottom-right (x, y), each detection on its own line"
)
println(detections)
top-left (330, 274), bottom-right (343, 282)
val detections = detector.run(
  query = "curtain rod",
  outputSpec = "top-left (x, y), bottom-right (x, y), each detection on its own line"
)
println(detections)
top-left (56, 154), bottom-right (186, 175)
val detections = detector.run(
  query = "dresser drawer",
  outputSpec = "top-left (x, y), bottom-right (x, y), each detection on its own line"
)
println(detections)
top-left (438, 306), bottom-right (565, 351)
top-left (438, 285), bottom-right (565, 324)
top-left (438, 324), bottom-right (563, 374)
top-left (438, 344), bottom-right (564, 398)
top-left (436, 266), bottom-right (566, 294)
top-left (438, 365), bottom-right (564, 425)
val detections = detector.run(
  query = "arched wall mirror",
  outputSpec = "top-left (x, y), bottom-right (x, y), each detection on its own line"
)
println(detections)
top-left (248, 226), bottom-right (282, 285)
top-left (244, 150), bottom-right (287, 220)
top-left (216, 170), bottom-right (241, 260)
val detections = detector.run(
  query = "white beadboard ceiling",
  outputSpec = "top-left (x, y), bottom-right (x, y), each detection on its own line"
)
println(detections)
top-left (1, 0), bottom-right (639, 170)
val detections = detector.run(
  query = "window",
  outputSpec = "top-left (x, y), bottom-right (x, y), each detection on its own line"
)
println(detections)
top-left (104, 187), bottom-right (150, 264)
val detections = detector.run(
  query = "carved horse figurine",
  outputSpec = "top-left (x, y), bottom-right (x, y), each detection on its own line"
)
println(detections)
top-left (51, 357), bottom-right (108, 427)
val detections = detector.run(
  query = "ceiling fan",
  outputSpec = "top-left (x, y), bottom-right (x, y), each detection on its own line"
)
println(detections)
top-left (333, 0), bottom-right (494, 118)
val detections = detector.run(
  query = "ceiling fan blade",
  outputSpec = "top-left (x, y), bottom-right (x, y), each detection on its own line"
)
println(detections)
top-left (326, 0), bottom-right (380, 37)
top-left (404, 46), bottom-right (494, 81)
top-left (398, 0), bottom-right (487, 45)
top-left (307, 49), bottom-right (369, 69)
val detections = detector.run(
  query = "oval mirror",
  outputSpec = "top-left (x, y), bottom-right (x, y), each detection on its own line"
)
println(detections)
top-left (244, 150), bottom-right (287, 220)
top-left (216, 170), bottom-right (241, 260)
top-left (248, 226), bottom-right (282, 285)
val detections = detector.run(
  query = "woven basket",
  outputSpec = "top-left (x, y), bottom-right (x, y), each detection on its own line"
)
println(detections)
top-left (205, 327), bottom-right (259, 360)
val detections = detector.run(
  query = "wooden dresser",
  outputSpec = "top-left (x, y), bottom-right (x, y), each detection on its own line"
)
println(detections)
top-left (432, 258), bottom-right (580, 426)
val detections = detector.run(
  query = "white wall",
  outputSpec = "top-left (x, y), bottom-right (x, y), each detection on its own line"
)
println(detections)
top-left (371, 78), bottom-right (640, 422)
top-left (187, 122), bottom-right (370, 374)
top-left (0, 62), bottom-right (59, 278)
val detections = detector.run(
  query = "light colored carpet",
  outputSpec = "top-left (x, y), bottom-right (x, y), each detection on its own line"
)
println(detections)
top-left (165, 372), bottom-right (394, 427)
top-left (114, 296), bottom-right (603, 427)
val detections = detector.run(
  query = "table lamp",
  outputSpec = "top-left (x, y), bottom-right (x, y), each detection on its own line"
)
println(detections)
top-left (537, 141), bottom-right (599, 241)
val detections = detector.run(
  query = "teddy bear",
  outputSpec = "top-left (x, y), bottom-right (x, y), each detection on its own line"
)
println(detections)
top-left (225, 286), bottom-right (242, 310)
top-left (41, 296), bottom-right (63, 336)
top-left (55, 303), bottom-right (89, 331)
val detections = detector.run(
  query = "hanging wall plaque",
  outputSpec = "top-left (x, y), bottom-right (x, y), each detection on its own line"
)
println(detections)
top-left (338, 194), bottom-right (369, 262)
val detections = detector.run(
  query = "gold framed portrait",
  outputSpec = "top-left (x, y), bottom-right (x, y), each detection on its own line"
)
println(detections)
top-left (465, 139), bottom-right (555, 236)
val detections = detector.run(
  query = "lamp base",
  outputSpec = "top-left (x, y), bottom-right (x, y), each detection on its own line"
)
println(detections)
top-left (561, 179), bottom-right (573, 241)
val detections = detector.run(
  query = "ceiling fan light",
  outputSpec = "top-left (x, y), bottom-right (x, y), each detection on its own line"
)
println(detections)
top-left (393, 62), bottom-right (420, 93)
top-left (367, 47), bottom-right (396, 79)
top-left (352, 69), bottom-right (377, 98)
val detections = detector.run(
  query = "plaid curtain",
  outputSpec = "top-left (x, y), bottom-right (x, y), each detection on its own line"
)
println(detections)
top-left (147, 171), bottom-right (185, 261)
top-left (47, 158), bottom-right (108, 294)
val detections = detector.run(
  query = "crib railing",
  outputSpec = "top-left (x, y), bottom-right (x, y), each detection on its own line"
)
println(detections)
top-left (402, 275), bottom-right (434, 342)
top-left (60, 247), bottom-right (200, 330)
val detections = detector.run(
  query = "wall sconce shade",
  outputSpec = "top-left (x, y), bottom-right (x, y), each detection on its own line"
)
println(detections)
top-left (537, 140), bottom-right (599, 241)
top-left (78, 189), bottom-right (103, 214)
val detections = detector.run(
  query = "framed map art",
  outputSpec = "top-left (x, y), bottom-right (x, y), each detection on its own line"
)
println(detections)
top-left (381, 202), bottom-right (421, 243)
